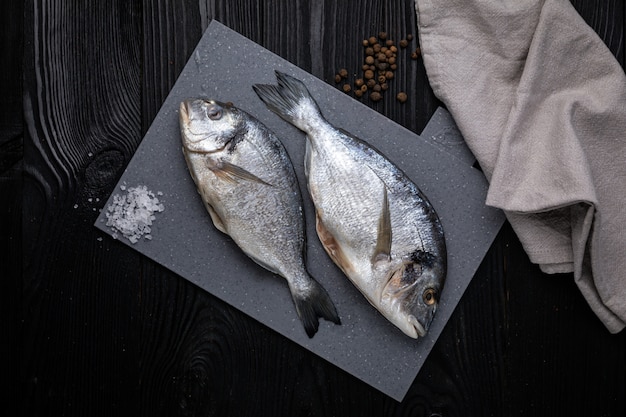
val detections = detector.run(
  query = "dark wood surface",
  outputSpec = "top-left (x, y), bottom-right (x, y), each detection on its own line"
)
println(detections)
top-left (4, 1), bottom-right (625, 416)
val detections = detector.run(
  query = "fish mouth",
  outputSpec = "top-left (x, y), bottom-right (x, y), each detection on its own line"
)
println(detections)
top-left (182, 136), bottom-right (231, 155)
top-left (408, 315), bottom-right (426, 338)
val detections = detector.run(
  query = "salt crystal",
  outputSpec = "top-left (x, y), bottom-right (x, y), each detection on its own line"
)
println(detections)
top-left (105, 185), bottom-right (165, 244)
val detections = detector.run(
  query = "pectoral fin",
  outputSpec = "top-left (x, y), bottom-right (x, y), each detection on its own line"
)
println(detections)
top-left (371, 186), bottom-right (392, 265)
top-left (210, 159), bottom-right (273, 186)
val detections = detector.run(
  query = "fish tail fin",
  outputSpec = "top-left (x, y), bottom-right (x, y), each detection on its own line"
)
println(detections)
top-left (290, 274), bottom-right (341, 338)
top-left (253, 71), bottom-right (325, 132)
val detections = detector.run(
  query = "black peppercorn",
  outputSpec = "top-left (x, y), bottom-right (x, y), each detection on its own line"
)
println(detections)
top-left (370, 91), bottom-right (382, 102)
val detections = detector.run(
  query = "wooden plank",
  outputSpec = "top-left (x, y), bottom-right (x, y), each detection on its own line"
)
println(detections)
top-left (0, 1), bottom-right (24, 413)
top-left (21, 0), bottom-right (144, 414)
top-left (571, 0), bottom-right (625, 63)
top-left (503, 225), bottom-right (626, 416)
top-left (16, 0), bottom-right (626, 415)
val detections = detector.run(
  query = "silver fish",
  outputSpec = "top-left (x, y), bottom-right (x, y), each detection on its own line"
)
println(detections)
top-left (179, 98), bottom-right (340, 338)
top-left (253, 72), bottom-right (447, 339)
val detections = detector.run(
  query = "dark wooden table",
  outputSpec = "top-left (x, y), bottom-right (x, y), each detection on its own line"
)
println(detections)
top-left (3, 1), bottom-right (625, 416)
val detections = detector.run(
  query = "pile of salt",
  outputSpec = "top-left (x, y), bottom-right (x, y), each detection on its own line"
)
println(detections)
top-left (105, 185), bottom-right (165, 244)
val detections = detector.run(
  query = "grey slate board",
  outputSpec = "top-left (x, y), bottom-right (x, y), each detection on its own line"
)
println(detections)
top-left (95, 20), bottom-right (505, 401)
top-left (421, 107), bottom-right (478, 167)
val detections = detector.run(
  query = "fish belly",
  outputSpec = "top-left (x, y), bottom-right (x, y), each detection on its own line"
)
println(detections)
top-left (305, 134), bottom-right (389, 294)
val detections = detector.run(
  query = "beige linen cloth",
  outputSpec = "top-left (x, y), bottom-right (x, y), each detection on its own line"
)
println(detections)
top-left (415, 0), bottom-right (626, 332)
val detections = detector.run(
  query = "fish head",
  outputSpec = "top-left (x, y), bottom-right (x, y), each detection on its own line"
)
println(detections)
top-left (379, 250), bottom-right (445, 339)
top-left (179, 99), bottom-right (244, 154)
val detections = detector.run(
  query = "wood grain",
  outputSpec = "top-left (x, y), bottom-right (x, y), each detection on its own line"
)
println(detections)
top-left (22, 0), bottom-right (143, 415)
top-left (14, 0), bottom-right (626, 416)
top-left (502, 225), bottom-right (626, 416)
top-left (571, 0), bottom-right (624, 62)
top-left (1, 2), bottom-right (23, 412)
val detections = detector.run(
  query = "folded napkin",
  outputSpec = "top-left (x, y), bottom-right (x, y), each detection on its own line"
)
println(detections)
top-left (415, 0), bottom-right (626, 332)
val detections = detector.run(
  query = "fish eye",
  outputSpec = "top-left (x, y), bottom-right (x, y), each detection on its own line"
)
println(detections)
top-left (203, 105), bottom-right (221, 121)
top-left (201, 100), bottom-right (223, 120)
top-left (422, 288), bottom-right (437, 305)
top-left (208, 108), bottom-right (222, 120)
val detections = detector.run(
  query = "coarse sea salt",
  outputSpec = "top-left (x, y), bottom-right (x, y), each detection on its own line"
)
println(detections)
top-left (105, 185), bottom-right (165, 244)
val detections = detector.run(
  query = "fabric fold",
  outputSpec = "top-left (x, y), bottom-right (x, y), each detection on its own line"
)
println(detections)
top-left (415, 0), bottom-right (626, 332)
